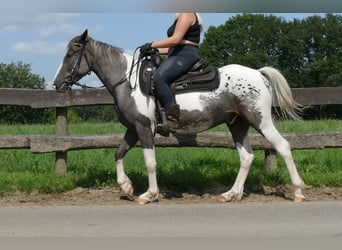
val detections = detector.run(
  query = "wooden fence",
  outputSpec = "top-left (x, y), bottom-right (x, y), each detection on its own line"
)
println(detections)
top-left (0, 87), bottom-right (342, 173)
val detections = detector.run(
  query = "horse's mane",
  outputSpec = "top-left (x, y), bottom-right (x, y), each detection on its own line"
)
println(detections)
top-left (68, 35), bottom-right (125, 63)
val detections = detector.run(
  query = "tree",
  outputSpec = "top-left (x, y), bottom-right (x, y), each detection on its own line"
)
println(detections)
top-left (199, 14), bottom-right (342, 118)
top-left (199, 14), bottom-right (342, 88)
top-left (0, 62), bottom-right (45, 89)
top-left (300, 14), bottom-right (342, 87)
top-left (0, 61), bottom-right (53, 124)
top-left (200, 14), bottom-right (285, 68)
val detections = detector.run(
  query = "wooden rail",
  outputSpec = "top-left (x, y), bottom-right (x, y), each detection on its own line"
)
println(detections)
top-left (0, 87), bottom-right (341, 108)
top-left (1, 132), bottom-right (340, 152)
top-left (0, 87), bottom-right (341, 173)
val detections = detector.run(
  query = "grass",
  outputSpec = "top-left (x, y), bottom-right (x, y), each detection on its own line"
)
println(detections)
top-left (0, 119), bottom-right (341, 195)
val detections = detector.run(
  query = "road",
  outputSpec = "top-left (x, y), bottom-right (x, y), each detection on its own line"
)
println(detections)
top-left (0, 201), bottom-right (341, 237)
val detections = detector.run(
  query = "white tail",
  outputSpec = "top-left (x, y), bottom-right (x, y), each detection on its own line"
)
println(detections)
top-left (259, 67), bottom-right (303, 120)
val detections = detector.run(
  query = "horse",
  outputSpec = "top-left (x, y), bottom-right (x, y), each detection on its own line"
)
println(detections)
top-left (53, 29), bottom-right (306, 204)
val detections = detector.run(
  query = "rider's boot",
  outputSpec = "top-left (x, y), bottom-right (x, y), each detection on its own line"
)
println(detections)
top-left (166, 104), bottom-right (180, 129)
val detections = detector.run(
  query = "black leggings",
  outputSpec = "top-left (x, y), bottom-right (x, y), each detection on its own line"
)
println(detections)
top-left (153, 45), bottom-right (199, 108)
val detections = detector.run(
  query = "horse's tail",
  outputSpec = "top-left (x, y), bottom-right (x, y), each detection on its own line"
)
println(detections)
top-left (259, 66), bottom-right (303, 120)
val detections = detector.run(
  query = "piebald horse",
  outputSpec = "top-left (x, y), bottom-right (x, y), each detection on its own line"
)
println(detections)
top-left (53, 30), bottom-right (305, 204)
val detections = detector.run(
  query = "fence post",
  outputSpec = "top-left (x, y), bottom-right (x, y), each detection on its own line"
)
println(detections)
top-left (55, 107), bottom-right (68, 173)
top-left (264, 114), bottom-right (278, 173)
top-left (264, 149), bottom-right (277, 173)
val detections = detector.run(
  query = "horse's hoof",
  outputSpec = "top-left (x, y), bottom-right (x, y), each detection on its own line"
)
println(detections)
top-left (126, 187), bottom-right (134, 199)
top-left (137, 197), bottom-right (150, 205)
top-left (218, 195), bottom-right (229, 203)
top-left (294, 195), bottom-right (305, 203)
top-left (137, 197), bottom-right (158, 205)
top-left (137, 191), bottom-right (159, 205)
top-left (294, 187), bottom-right (305, 202)
top-left (218, 191), bottom-right (242, 203)
top-left (119, 181), bottom-right (134, 200)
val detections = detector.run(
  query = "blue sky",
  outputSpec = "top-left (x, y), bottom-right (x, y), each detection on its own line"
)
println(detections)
top-left (1, 1), bottom-right (339, 89)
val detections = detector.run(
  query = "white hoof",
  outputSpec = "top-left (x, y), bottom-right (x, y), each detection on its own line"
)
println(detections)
top-left (218, 190), bottom-right (243, 203)
top-left (138, 191), bottom-right (159, 205)
top-left (294, 194), bottom-right (305, 202)
top-left (119, 180), bottom-right (134, 200)
top-left (294, 187), bottom-right (305, 202)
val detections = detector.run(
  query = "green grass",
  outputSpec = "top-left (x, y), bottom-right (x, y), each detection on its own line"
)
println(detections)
top-left (0, 119), bottom-right (341, 195)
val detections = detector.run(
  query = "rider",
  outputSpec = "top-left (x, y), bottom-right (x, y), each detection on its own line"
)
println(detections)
top-left (139, 13), bottom-right (203, 127)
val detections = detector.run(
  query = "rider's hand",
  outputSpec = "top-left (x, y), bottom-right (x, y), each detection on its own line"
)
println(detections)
top-left (139, 42), bottom-right (153, 55)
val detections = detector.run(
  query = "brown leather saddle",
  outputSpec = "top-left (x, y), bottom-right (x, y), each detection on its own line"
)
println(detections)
top-left (139, 56), bottom-right (220, 97)
top-left (138, 51), bottom-right (220, 137)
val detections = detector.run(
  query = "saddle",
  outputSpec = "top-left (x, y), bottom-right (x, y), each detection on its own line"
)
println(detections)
top-left (139, 52), bottom-right (220, 96)
top-left (138, 50), bottom-right (220, 137)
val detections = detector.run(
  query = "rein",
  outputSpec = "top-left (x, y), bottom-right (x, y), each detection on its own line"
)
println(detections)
top-left (126, 46), bottom-right (142, 90)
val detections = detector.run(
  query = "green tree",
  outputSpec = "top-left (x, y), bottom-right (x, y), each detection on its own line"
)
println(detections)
top-left (279, 14), bottom-right (342, 87)
top-left (300, 14), bottom-right (342, 87)
top-left (70, 105), bottom-right (118, 123)
top-left (200, 13), bottom-right (342, 88)
top-left (0, 61), bottom-right (53, 124)
top-left (199, 13), bottom-right (342, 118)
top-left (0, 62), bottom-right (45, 89)
top-left (200, 14), bottom-right (285, 68)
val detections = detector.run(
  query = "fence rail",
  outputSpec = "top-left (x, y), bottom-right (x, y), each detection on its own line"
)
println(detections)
top-left (0, 87), bottom-right (341, 108)
top-left (1, 87), bottom-right (342, 173)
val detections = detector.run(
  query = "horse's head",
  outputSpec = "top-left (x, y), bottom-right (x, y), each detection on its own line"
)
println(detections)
top-left (53, 29), bottom-right (92, 92)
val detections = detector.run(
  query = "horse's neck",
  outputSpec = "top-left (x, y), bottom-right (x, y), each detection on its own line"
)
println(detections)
top-left (88, 43), bottom-right (125, 88)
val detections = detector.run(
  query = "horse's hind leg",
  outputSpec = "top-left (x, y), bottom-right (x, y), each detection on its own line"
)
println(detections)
top-left (115, 129), bottom-right (139, 200)
top-left (219, 117), bottom-right (254, 202)
top-left (260, 119), bottom-right (305, 202)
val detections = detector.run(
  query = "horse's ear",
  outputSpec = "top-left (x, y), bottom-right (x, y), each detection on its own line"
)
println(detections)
top-left (80, 29), bottom-right (88, 43)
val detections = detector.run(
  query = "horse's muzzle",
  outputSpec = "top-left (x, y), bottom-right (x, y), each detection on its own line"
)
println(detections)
top-left (52, 81), bottom-right (70, 93)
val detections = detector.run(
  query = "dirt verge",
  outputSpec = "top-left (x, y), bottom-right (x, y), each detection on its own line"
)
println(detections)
top-left (1, 185), bottom-right (341, 206)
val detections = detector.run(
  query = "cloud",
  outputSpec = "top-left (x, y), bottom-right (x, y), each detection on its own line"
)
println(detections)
top-left (0, 15), bottom-right (28, 33)
top-left (33, 13), bottom-right (81, 23)
top-left (3, 13), bottom-right (104, 57)
top-left (39, 23), bottom-right (104, 38)
top-left (0, 24), bottom-right (19, 33)
top-left (39, 24), bottom-right (82, 38)
top-left (12, 41), bottom-right (67, 55)
top-left (0, 13), bottom-right (80, 35)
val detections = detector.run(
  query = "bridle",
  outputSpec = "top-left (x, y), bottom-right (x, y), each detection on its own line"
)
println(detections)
top-left (63, 41), bottom-right (92, 90)
top-left (59, 41), bottom-right (144, 92)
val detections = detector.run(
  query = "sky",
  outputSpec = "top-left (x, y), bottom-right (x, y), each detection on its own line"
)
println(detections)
top-left (1, 0), bottom-right (341, 89)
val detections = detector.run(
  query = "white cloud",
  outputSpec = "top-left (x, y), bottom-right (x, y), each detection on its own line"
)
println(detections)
top-left (0, 24), bottom-right (19, 33)
top-left (0, 13), bottom-right (81, 34)
top-left (39, 23), bottom-right (104, 38)
top-left (12, 41), bottom-right (67, 55)
top-left (33, 13), bottom-right (81, 23)
top-left (2, 13), bottom-right (104, 57)
top-left (0, 15), bottom-right (27, 33)
top-left (40, 24), bottom-right (81, 38)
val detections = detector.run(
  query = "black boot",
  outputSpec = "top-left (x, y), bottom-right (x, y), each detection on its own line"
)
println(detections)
top-left (166, 104), bottom-right (180, 128)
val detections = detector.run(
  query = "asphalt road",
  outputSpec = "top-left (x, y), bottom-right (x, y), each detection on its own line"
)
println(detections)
top-left (0, 201), bottom-right (341, 237)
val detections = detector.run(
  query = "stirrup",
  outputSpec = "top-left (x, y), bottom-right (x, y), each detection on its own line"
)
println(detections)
top-left (156, 109), bottom-right (169, 137)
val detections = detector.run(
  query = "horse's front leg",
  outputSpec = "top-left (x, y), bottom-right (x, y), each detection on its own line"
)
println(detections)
top-left (137, 146), bottom-right (159, 204)
top-left (115, 130), bottom-right (139, 200)
top-left (136, 124), bottom-right (159, 205)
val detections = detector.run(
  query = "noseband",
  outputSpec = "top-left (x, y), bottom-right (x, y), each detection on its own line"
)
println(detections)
top-left (64, 41), bottom-right (91, 89)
